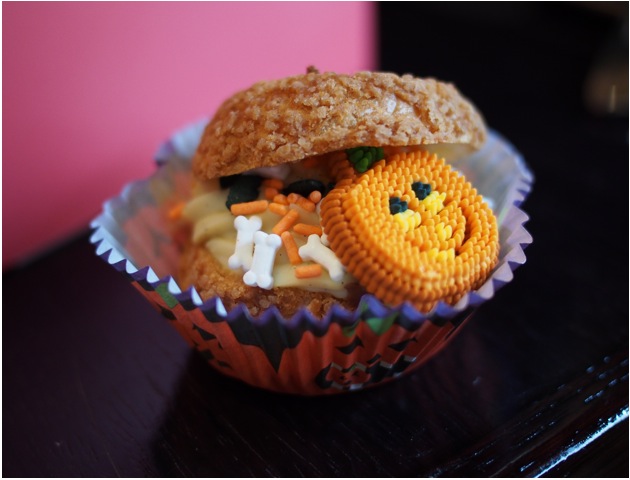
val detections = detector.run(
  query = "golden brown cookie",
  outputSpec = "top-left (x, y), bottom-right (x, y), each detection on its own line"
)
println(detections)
top-left (193, 70), bottom-right (486, 180)
top-left (319, 150), bottom-right (499, 313)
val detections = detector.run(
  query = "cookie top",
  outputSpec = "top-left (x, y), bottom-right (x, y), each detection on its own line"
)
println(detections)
top-left (192, 70), bottom-right (487, 180)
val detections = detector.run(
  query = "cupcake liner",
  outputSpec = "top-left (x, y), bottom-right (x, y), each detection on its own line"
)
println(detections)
top-left (90, 122), bottom-right (533, 395)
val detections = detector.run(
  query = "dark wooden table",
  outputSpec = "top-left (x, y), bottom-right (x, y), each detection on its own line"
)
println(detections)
top-left (4, 3), bottom-right (628, 477)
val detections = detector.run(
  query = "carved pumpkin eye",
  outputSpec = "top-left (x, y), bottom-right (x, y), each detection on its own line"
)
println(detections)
top-left (389, 196), bottom-right (408, 215)
top-left (412, 181), bottom-right (431, 200)
top-left (390, 181), bottom-right (435, 230)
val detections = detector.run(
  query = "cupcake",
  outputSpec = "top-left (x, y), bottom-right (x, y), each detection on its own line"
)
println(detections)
top-left (91, 69), bottom-right (533, 395)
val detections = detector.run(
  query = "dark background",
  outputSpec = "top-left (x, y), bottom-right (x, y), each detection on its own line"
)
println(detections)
top-left (3, 3), bottom-right (628, 477)
top-left (379, 3), bottom-right (628, 376)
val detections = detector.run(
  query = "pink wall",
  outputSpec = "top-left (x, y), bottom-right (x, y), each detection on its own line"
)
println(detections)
top-left (2, 2), bottom-right (376, 268)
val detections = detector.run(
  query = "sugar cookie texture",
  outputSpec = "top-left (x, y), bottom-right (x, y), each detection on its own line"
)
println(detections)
top-left (193, 71), bottom-right (486, 180)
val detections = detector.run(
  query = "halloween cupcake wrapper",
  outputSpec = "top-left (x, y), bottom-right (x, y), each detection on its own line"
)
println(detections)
top-left (90, 121), bottom-right (533, 395)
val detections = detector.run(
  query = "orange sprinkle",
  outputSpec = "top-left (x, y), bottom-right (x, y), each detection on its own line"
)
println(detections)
top-left (308, 190), bottom-right (322, 204)
top-left (273, 193), bottom-right (289, 205)
top-left (287, 193), bottom-right (300, 204)
top-left (262, 178), bottom-right (284, 190)
top-left (293, 223), bottom-right (323, 236)
top-left (271, 209), bottom-right (299, 235)
top-left (263, 187), bottom-right (279, 200)
top-left (295, 263), bottom-right (323, 279)
top-left (281, 231), bottom-right (302, 265)
top-left (167, 201), bottom-right (186, 220)
top-left (295, 196), bottom-right (316, 212)
top-left (230, 200), bottom-right (269, 216)
top-left (268, 202), bottom-right (289, 216)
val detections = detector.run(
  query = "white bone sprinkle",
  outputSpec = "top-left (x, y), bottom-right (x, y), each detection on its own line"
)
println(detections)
top-left (298, 234), bottom-right (345, 282)
top-left (228, 215), bottom-right (262, 271)
top-left (243, 231), bottom-right (282, 289)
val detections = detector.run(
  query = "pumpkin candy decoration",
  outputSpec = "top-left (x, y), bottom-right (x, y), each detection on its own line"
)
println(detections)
top-left (320, 150), bottom-right (499, 313)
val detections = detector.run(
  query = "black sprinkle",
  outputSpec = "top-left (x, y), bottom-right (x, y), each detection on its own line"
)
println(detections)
top-left (282, 179), bottom-right (326, 197)
top-left (225, 175), bottom-right (263, 210)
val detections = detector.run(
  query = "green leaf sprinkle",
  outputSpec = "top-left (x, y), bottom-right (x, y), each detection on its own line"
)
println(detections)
top-left (345, 146), bottom-right (385, 173)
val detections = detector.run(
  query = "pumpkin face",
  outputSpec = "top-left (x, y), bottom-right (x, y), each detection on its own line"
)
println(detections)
top-left (320, 150), bottom-right (499, 313)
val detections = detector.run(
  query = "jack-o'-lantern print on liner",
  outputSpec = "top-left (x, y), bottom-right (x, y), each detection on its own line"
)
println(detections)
top-left (110, 278), bottom-right (473, 394)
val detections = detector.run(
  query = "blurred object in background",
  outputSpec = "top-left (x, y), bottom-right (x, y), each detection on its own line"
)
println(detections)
top-left (583, 17), bottom-right (628, 117)
top-left (2, 2), bottom-right (376, 269)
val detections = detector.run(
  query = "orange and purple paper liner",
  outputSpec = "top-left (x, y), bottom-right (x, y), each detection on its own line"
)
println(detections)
top-left (90, 121), bottom-right (533, 395)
